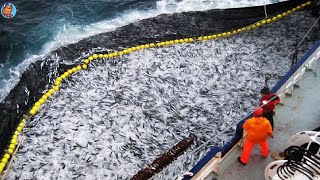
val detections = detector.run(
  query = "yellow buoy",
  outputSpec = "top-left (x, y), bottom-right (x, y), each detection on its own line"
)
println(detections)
top-left (207, 35), bottom-right (212, 40)
top-left (287, 10), bottom-right (292, 14)
top-left (184, 38), bottom-right (189, 42)
top-left (156, 43), bottom-right (161, 47)
top-left (165, 41), bottom-right (170, 46)
top-left (19, 122), bottom-right (25, 128)
top-left (174, 39), bottom-right (179, 43)
top-left (179, 39), bottom-right (184, 43)
top-left (212, 34), bottom-right (217, 39)
top-left (17, 126), bottom-right (22, 132)
top-left (306, 1), bottom-right (311, 5)
top-left (169, 40), bottom-right (174, 45)
top-left (98, 54), bottom-right (103, 59)
top-left (227, 32), bottom-right (231, 36)
top-left (108, 54), bottom-right (113, 58)
top-left (30, 109), bottom-right (36, 115)
top-left (45, 91), bottom-right (51, 97)
top-left (292, 8), bottom-right (297, 12)
top-left (145, 44), bottom-right (150, 48)
top-left (39, 98), bottom-right (45, 104)
top-left (203, 36), bottom-right (208, 40)
top-left (198, 37), bottom-right (203, 41)
top-left (84, 59), bottom-right (89, 64)
top-left (188, 38), bottom-right (194, 42)
top-left (12, 137), bottom-right (17, 143)
top-left (4, 154), bottom-right (10, 159)
top-left (112, 52), bottom-right (118, 57)
top-left (217, 34), bottom-right (222, 38)
top-left (236, 29), bottom-right (242, 33)
top-left (88, 56), bottom-right (94, 61)
top-left (9, 144), bottom-right (15, 150)
top-left (67, 70), bottom-right (73, 75)
top-left (261, 20), bottom-right (266, 24)
top-left (42, 94), bottom-right (48, 100)
top-left (277, 14), bottom-right (282, 19)
top-left (150, 43), bottom-right (155, 47)
top-left (241, 27), bottom-right (246, 31)
top-left (160, 42), bottom-right (165, 46)
top-left (272, 16), bottom-right (277, 21)
top-left (222, 32), bottom-right (227, 37)
top-left (49, 89), bottom-right (55, 94)
top-left (72, 68), bottom-right (77, 73)
top-left (56, 77), bottom-right (62, 82)
top-left (82, 64), bottom-right (88, 69)
top-left (301, 3), bottom-right (306, 8)
top-left (266, 19), bottom-right (272, 23)
top-left (13, 134), bottom-right (18, 140)
top-left (61, 74), bottom-right (66, 79)
top-left (93, 54), bottom-right (98, 59)
top-left (1, 158), bottom-right (7, 165)
top-left (32, 105), bottom-right (39, 111)
top-left (7, 149), bottom-right (13, 155)
top-left (246, 26), bottom-right (251, 31)
top-left (118, 51), bottom-right (124, 56)
top-left (296, 6), bottom-right (301, 10)
top-left (53, 86), bottom-right (59, 91)
top-left (10, 138), bottom-right (16, 145)
top-left (256, 22), bottom-right (262, 27)
top-left (232, 30), bottom-right (237, 34)
top-left (76, 66), bottom-right (81, 71)
top-left (140, 45), bottom-right (145, 49)
top-left (0, 162), bottom-right (5, 170)
top-left (35, 102), bottom-right (41, 107)
top-left (123, 49), bottom-right (128, 54)
top-left (103, 54), bottom-right (108, 58)
top-left (282, 12), bottom-right (287, 17)
top-left (132, 47), bottom-right (137, 51)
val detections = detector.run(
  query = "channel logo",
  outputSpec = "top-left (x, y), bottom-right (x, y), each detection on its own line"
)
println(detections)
top-left (1, 2), bottom-right (17, 19)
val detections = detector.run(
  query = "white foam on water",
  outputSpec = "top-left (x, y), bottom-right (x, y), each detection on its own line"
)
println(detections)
top-left (0, 0), bottom-right (284, 101)
top-left (6, 12), bottom-right (319, 179)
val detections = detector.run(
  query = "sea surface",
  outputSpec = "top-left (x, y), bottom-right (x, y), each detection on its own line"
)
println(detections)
top-left (1, 0), bottom-right (319, 179)
top-left (0, 0), bottom-right (284, 101)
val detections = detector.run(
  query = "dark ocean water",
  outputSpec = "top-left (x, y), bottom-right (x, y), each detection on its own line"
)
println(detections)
top-left (1, 0), bottom-right (319, 179)
top-left (0, 0), bottom-right (157, 89)
top-left (0, 0), bottom-right (287, 101)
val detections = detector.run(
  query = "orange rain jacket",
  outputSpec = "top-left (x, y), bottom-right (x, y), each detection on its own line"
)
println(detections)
top-left (243, 117), bottom-right (273, 144)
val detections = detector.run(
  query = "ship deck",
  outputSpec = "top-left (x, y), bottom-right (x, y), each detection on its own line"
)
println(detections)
top-left (206, 60), bottom-right (320, 180)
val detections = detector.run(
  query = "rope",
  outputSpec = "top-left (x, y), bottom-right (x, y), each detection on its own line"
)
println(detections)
top-left (297, 16), bottom-right (320, 48)
top-left (0, 2), bottom-right (316, 178)
top-left (189, 14), bottom-right (320, 155)
top-left (264, 5), bottom-right (268, 19)
top-left (191, 60), bottom-right (320, 155)
top-left (0, 136), bottom-right (25, 180)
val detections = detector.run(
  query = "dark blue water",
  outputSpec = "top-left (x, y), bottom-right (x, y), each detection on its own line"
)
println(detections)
top-left (0, 0), bottom-right (157, 88)
top-left (0, 0), bottom-right (285, 100)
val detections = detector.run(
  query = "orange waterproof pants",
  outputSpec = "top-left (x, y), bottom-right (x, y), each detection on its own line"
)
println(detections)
top-left (240, 139), bottom-right (268, 164)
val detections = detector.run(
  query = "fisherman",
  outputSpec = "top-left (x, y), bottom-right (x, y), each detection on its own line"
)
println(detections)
top-left (238, 108), bottom-right (273, 165)
top-left (259, 86), bottom-right (280, 130)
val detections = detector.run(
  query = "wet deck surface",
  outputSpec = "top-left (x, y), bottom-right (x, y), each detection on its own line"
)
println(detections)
top-left (214, 60), bottom-right (320, 180)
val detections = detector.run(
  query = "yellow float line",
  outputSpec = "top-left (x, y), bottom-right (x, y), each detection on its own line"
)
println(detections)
top-left (0, 1), bottom-right (312, 174)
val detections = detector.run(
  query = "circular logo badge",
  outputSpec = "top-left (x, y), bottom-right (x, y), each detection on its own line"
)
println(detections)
top-left (1, 2), bottom-right (17, 19)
